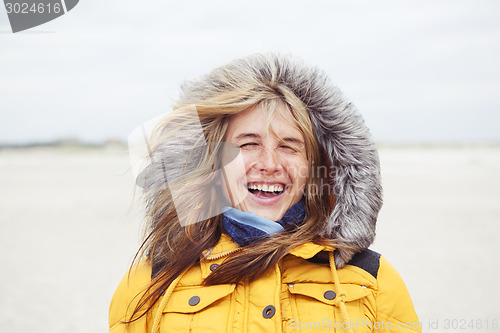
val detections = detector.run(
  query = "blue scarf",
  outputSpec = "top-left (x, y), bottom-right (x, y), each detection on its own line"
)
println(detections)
top-left (222, 201), bottom-right (306, 247)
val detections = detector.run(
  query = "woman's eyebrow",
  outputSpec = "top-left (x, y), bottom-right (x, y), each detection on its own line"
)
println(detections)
top-left (282, 137), bottom-right (305, 145)
top-left (235, 133), bottom-right (261, 140)
top-left (234, 133), bottom-right (304, 146)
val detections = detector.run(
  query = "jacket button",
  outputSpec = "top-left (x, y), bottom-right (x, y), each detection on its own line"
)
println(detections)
top-left (188, 296), bottom-right (200, 306)
top-left (210, 263), bottom-right (219, 271)
top-left (262, 305), bottom-right (276, 319)
top-left (324, 290), bottom-right (336, 300)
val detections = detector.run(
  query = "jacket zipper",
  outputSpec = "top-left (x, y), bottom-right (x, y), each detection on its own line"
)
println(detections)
top-left (204, 247), bottom-right (243, 260)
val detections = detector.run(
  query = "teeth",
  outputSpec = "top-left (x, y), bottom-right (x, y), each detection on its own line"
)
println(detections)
top-left (247, 184), bottom-right (284, 193)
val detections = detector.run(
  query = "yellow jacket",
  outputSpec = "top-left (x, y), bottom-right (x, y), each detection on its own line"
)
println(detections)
top-left (109, 234), bottom-right (420, 333)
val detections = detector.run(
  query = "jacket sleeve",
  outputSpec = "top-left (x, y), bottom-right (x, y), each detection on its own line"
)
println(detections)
top-left (375, 256), bottom-right (421, 333)
top-left (109, 260), bottom-right (153, 333)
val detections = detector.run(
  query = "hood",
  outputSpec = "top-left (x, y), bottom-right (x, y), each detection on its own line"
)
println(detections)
top-left (271, 55), bottom-right (383, 266)
top-left (134, 54), bottom-right (382, 268)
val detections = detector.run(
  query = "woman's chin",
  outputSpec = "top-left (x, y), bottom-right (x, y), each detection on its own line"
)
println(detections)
top-left (249, 209), bottom-right (286, 222)
top-left (242, 197), bottom-right (290, 222)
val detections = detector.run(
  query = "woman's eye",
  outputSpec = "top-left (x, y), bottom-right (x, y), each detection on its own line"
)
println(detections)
top-left (279, 145), bottom-right (297, 153)
top-left (239, 143), bottom-right (259, 149)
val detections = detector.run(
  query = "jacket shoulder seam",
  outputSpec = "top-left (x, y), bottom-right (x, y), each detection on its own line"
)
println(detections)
top-left (346, 248), bottom-right (381, 279)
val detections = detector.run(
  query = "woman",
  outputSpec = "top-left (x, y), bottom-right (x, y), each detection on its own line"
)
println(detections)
top-left (109, 54), bottom-right (421, 333)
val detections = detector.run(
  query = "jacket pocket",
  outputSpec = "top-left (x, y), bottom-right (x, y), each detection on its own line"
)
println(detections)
top-left (161, 284), bottom-right (236, 333)
top-left (286, 283), bottom-right (373, 332)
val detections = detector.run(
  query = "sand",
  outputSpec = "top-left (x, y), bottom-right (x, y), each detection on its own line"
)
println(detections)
top-left (0, 145), bottom-right (499, 332)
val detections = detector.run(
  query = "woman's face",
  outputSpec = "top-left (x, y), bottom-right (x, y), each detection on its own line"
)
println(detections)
top-left (222, 103), bottom-right (309, 221)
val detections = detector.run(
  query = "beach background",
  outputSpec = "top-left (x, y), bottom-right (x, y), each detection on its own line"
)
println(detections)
top-left (2, 0), bottom-right (500, 332)
top-left (1, 144), bottom-right (499, 332)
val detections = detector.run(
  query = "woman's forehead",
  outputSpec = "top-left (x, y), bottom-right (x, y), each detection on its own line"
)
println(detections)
top-left (226, 104), bottom-right (303, 140)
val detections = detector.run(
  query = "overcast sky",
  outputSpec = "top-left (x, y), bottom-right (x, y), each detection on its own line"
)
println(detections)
top-left (1, 0), bottom-right (499, 144)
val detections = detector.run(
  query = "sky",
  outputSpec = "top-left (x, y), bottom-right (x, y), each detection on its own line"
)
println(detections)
top-left (1, 0), bottom-right (499, 145)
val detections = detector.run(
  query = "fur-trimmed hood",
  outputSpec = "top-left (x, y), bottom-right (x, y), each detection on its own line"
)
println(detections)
top-left (134, 53), bottom-right (382, 268)
top-left (268, 55), bottom-right (382, 267)
top-left (180, 54), bottom-right (382, 267)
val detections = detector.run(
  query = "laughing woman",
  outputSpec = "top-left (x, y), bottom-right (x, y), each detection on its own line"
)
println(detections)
top-left (109, 54), bottom-right (421, 333)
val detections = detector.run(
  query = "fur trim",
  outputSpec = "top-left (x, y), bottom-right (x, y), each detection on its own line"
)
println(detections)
top-left (263, 55), bottom-right (382, 266)
top-left (167, 54), bottom-right (383, 267)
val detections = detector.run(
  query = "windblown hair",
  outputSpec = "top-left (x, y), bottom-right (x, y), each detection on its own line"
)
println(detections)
top-left (127, 53), bottom-right (382, 322)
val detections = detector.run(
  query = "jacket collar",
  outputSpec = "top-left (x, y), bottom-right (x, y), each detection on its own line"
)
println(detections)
top-left (202, 233), bottom-right (334, 261)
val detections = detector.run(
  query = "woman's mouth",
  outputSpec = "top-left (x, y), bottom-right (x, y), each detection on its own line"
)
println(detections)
top-left (246, 182), bottom-right (285, 199)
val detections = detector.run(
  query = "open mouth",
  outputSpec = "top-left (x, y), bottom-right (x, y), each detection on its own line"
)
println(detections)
top-left (246, 182), bottom-right (285, 198)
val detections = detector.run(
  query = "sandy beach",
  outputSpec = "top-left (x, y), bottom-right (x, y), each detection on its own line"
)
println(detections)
top-left (0, 145), bottom-right (499, 332)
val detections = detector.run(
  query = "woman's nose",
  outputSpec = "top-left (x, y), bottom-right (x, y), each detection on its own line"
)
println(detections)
top-left (255, 148), bottom-right (282, 173)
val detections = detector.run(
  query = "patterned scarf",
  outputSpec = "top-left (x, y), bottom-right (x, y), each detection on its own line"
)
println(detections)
top-left (222, 201), bottom-right (306, 247)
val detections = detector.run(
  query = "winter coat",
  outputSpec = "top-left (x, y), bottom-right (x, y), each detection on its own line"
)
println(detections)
top-left (109, 234), bottom-right (420, 333)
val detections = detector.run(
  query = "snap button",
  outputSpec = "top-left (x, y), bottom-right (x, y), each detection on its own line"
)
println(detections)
top-left (262, 305), bottom-right (276, 319)
top-left (210, 263), bottom-right (219, 271)
top-left (323, 290), bottom-right (336, 300)
top-left (188, 296), bottom-right (200, 306)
